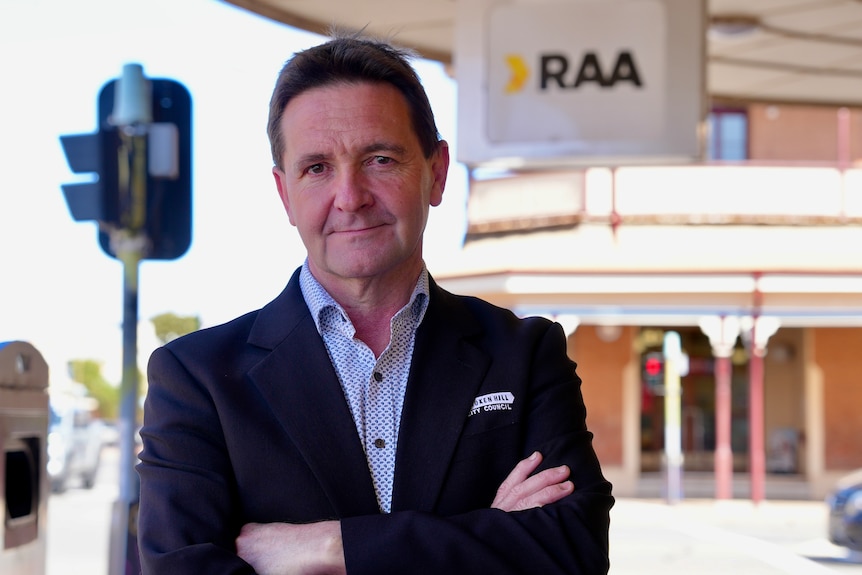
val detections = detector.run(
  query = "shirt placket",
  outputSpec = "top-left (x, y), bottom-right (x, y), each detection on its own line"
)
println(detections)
top-left (365, 360), bottom-right (395, 512)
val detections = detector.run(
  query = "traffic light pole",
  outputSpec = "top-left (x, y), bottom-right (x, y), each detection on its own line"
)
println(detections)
top-left (60, 64), bottom-right (192, 574)
top-left (109, 66), bottom-right (152, 575)
top-left (108, 240), bottom-right (143, 575)
top-left (108, 75), bottom-right (151, 574)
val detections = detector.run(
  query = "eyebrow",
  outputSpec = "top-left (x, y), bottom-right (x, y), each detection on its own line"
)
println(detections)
top-left (292, 153), bottom-right (329, 173)
top-left (361, 142), bottom-right (408, 157)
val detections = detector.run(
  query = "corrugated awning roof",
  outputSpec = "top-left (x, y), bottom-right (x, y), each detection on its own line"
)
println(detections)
top-left (223, 0), bottom-right (862, 107)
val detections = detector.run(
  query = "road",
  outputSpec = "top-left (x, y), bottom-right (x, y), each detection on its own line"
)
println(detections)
top-left (46, 447), bottom-right (862, 574)
top-left (46, 446), bottom-right (118, 575)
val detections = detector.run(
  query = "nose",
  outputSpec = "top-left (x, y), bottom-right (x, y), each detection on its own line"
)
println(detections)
top-left (333, 168), bottom-right (372, 213)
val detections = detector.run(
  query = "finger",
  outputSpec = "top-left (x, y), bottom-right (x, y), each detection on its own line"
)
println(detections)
top-left (493, 464), bottom-right (572, 511)
top-left (492, 452), bottom-right (543, 507)
top-left (238, 522), bottom-right (262, 537)
top-left (509, 479), bottom-right (574, 511)
top-left (509, 451), bottom-right (544, 484)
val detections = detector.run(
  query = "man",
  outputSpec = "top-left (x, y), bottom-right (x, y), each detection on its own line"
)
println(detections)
top-left (137, 34), bottom-right (613, 574)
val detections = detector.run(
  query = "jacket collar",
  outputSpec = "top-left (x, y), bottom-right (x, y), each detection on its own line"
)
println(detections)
top-left (247, 269), bottom-right (379, 516)
top-left (245, 270), bottom-right (489, 515)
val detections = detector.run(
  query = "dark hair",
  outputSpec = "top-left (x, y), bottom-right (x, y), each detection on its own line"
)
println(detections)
top-left (267, 33), bottom-right (442, 168)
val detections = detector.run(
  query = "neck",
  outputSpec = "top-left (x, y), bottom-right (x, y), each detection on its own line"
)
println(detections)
top-left (313, 263), bottom-right (423, 357)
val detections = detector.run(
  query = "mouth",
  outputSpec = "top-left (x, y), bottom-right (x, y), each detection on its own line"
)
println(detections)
top-left (328, 225), bottom-right (387, 242)
top-left (330, 221), bottom-right (387, 235)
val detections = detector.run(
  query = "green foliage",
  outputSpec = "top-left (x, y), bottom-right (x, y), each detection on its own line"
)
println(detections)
top-left (67, 359), bottom-right (119, 420)
top-left (64, 313), bottom-right (200, 422)
top-left (150, 312), bottom-right (201, 344)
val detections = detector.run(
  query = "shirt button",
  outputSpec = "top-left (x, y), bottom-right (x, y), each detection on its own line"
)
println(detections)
top-left (373, 371), bottom-right (383, 382)
top-left (374, 438), bottom-right (386, 449)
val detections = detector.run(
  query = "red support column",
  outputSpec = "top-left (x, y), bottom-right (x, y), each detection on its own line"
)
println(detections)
top-left (714, 355), bottom-right (733, 499)
top-left (744, 315), bottom-right (779, 504)
top-left (700, 315), bottom-right (740, 501)
top-left (749, 346), bottom-right (766, 504)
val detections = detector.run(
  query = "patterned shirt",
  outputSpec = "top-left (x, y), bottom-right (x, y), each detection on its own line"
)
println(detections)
top-left (299, 261), bottom-right (429, 512)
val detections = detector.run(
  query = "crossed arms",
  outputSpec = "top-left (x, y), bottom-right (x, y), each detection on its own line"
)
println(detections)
top-left (236, 451), bottom-right (574, 574)
top-left (137, 305), bottom-right (613, 574)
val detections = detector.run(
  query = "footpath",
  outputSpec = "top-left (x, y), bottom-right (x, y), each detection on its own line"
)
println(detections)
top-left (609, 497), bottom-right (860, 575)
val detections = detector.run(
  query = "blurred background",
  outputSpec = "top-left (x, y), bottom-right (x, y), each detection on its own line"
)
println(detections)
top-left (2, 0), bottom-right (862, 573)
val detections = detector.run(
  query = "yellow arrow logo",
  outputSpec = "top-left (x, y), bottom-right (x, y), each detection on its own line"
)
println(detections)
top-left (504, 54), bottom-right (529, 93)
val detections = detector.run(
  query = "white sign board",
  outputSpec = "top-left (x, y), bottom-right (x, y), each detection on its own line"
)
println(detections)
top-left (455, 0), bottom-right (705, 167)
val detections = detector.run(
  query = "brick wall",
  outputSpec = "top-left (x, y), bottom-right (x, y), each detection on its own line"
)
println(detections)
top-left (812, 327), bottom-right (862, 469)
top-left (748, 103), bottom-right (862, 163)
top-left (569, 325), bottom-right (634, 467)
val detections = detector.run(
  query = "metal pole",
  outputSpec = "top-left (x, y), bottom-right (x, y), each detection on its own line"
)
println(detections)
top-left (663, 331), bottom-right (683, 504)
top-left (108, 248), bottom-right (142, 575)
top-left (107, 64), bottom-right (150, 574)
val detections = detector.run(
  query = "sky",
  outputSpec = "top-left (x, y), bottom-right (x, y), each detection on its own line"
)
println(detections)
top-left (0, 0), bottom-right (467, 385)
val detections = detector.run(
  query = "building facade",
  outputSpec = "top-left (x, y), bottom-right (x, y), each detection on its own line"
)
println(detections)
top-left (437, 103), bottom-right (862, 500)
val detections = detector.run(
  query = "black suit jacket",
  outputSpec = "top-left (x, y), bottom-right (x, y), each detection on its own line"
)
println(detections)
top-left (137, 269), bottom-right (613, 574)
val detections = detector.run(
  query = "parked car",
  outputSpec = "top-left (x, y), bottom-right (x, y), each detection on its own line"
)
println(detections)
top-left (827, 468), bottom-right (862, 552)
top-left (47, 394), bottom-right (104, 492)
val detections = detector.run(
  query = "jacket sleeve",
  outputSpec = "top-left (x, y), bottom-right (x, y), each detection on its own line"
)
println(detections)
top-left (137, 346), bottom-right (256, 575)
top-left (340, 319), bottom-right (614, 575)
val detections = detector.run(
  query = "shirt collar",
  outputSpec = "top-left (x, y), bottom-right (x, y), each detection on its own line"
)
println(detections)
top-left (299, 260), bottom-right (430, 335)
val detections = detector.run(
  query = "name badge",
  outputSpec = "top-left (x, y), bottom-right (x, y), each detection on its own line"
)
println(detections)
top-left (468, 392), bottom-right (515, 417)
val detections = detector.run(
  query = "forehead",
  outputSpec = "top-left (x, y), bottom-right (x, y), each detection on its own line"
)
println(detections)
top-left (280, 82), bottom-right (415, 147)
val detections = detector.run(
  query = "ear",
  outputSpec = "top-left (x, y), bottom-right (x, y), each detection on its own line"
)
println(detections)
top-left (429, 140), bottom-right (450, 207)
top-left (273, 166), bottom-right (297, 226)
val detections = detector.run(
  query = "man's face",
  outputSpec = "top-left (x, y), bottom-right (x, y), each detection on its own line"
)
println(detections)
top-left (273, 82), bottom-right (448, 288)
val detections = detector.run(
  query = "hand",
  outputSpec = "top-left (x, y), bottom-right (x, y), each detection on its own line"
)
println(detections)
top-left (236, 521), bottom-right (346, 575)
top-left (492, 451), bottom-right (574, 512)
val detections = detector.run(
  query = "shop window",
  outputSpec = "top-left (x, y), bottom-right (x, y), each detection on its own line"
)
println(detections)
top-left (707, 108), bottom-right (748, 160)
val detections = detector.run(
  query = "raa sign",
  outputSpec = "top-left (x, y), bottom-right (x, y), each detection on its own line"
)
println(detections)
top-left (455, 0), bottom-right (705, 167)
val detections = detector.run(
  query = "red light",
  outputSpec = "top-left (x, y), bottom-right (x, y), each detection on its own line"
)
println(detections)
top-left (645, 356), bottom-right (662, 376)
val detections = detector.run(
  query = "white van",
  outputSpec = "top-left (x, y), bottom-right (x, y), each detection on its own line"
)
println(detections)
top-left (47, 394), bottom-right (103, 492)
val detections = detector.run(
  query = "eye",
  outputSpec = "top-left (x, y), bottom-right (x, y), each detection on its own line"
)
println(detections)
top-left (306, 163), bottom-right (325, 175)
top-left (371, 155), bottom-right (393, 166)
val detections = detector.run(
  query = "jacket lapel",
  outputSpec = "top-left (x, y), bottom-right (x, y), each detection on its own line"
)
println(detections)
top-left (391, 282), bottom-right (489, 512)
top-left (246, 271), bottom-right (380, 517)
